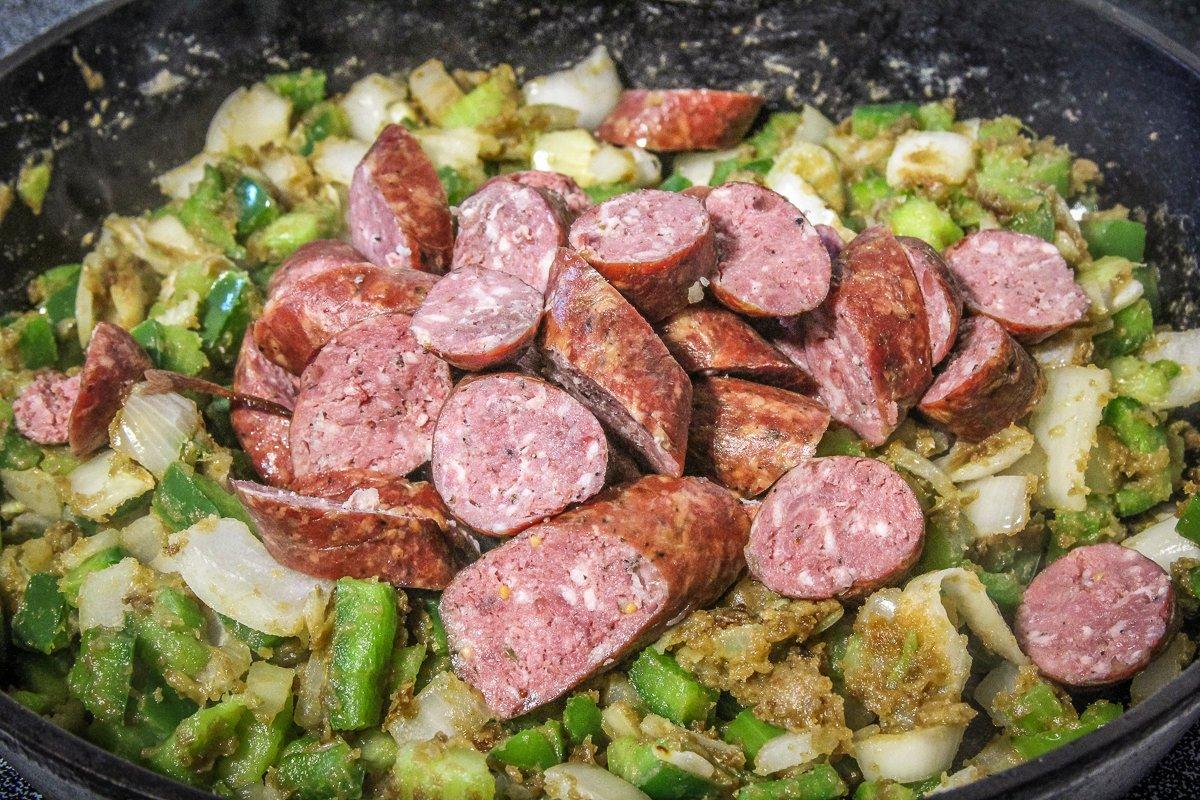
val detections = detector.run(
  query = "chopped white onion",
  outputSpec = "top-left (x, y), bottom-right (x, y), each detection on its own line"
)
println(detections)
top-left (854, 724), bottom-right (966, 784)
top-left (1, 468), bottom-right (63, 519)
top-left (753, 729), bottom-right (838, 775)
top-left (171, 517), bottom-right (332, 637)
top-left (408, 59), bottom-right (465, 125)
top-left (155, 153), bottom-right (219, 200)
top-left (205, 83), bottom-right (293, 154)
top-left (1076, 256), bottom-right (1143, 319)
top-left (414, 127), bottom-right (494, 173)
top-left (259, 147), bottom-right (315, 204)
top-left (144, 214), bottom-right (202, 257)
top-left (293, 651), bottom-right (328, 731)
top-left (58, 529), bottom-right (121, 574)
top-left (936, 425), bottom-right (1036, 483)
top-left (673, 148), bottom-right (739, 187)
top-left (659, 748), bottom-right (715, 779)
top-left (1123, 514), bottom-right (1200, 570)
top-left (629, 147), bottom-right (662, 186)
top-left (767, 141), bottom-right (844, 223)
top-left (1130, 634), bottom-right (1195, 706)
top-left (388, 671), bottom-right (492, 745)
top-left (962, 475), bottom-right (1033, 540)
top-left (311, 136), bottom-right (370, 187)
top-left (1140, 328), bottom-right (1200, 410)
top-left (244, 661), bottom-right (295, 724)
top-left (601, 701), bottom-right (643, 741)
top-left (972, 661), bottom-right (1021, 726)
top-left (1029, 327), bottom-right (1097, 369)
top-left (886, 131), bottom-right (976, 188)
top-left (531, 129), bottom-right (599, 186)
top-left (792, 104), bottom-right (837, 145)
top-left (887, 444), bottom-right (959, 502)
top-left (78, 557), bottom-right (144, 630)
top-left (111, 386), bottom-right (201, 479)
top-left (544, 763), bottom-right (650, 800)
top-left (68, 450), bottom-right (155, 522)
top-left (1028, 365), bottom-right (1111, 511)
top-left (119, 514), bottom-right (167, 565)
top-left (589, 143), bottom-right (637, 184)
top-left (522, 45), bottom-right (622, 130)
top-left (340, 73), bottom-right (415, 142)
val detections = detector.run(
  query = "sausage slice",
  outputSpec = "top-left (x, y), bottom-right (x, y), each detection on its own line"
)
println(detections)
top-left (899, 236), bottom-right (963, 365)
top-left (746, 456), bottom-right (925, 600)
top-left (432, 374), bottom-right (608, 537)
top-left (918, 316), bottom-right (1045, 442)
top-left (597, 89), bottom-right (763, 152)
top-left (688, 376), bottom-right (830, 498)
top-left (482, 170), bottom-right (591, 217)
top-left (441, 475), bottom-right (749, 718)
top-left (705, 182), bottom-right (832, 318)
top-left (539, 249), bottom-right (692, 476)
top-left (1016, 543), bottom-right (1174, 687)
top-left (349, 124), bottom-right (454, 273)
top-left (267, 239), bottom-right (364, 299)
top-left (290, 313), bottom-right (452, 479)
top-left (944, 230), bottom-right (1089, 343)
top-left (231, 331), bottom-right (299, 487)
top-left (14, 372), bottom-right (80, 446)
top-left (568, 189), bottom-right (716, 322)
top-left (69, 322), bottom-right (153, 456)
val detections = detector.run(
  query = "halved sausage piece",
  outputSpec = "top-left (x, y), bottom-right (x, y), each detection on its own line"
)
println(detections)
top-left (441, 475), bottom-right (749, 718)
top-left (944, 229), bottom-right (1089, 343)
top-left (657, 303), bottom-right (813, 391)
top-left (231, 331), bottom-right (299, 487)
top-left (14, 372), bottom-right (80, 446)
top-left (411, 268), bottom-right (544, 371)
top-left (452, 180), bottom-right (570, 295)
top-left (746, 456), bottom-right (925, 600)
top-left (349, 124), bottom-right (454, 273)
top-left (254, 262), bottom-right (438, 374)
top-left (799, 226), bottom-right (932, 445)
top-left (482, 170), bottom-right (591, 217)
top-left (568, 189), bottom-right (716, 322)
top-left (899, 235), bottom-right (963, 365)
top-left (267, 239), bottom-right (364, 299)
top-left (1016, 543), bottom-right (1174, 687)
top-left (597, 89), bottom-right (763, 152)
top-left (290, 313), bottom-right (452, 479)
top-left (688, 376), bottom-right (830, 498)
top-left (539, 249), bottom-right (692, 476)
top-left (233, 475), bottom-right (458, 589)
top-left (705, 182), bottom-right (832, 318)
top-left (432, 374), bottom-right (608, 537)
top-left (69, 322), bottom-right (153, 456)
top-left (918, 316), bottom-right (1045, 442)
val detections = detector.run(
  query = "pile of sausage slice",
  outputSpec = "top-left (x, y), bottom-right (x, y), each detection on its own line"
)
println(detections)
top-left (15, 91), bottom-right (1171, 718)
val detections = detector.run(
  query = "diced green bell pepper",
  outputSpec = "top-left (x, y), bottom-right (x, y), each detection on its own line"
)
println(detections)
top-left (17, 314), bottom-right (59, 370)
top-left (276, 734), bottom-right (366, 800)
top-left (722, 709), bottom-right (784, 762)
top-left (148, 696), bottom-right (247, 785)
top-left (265, 68), bottom-right (327, 114)
top-left (130, 319), bottom-right (210, 376)
top-left (200, 269), bottom-right (257, 367)
top-left (659, 172), bottom-right (693, 193)
top-left (853, 781), bottom-right (917, 800)
top-left (1177, 494), bottom-right (1200, 545)
top-left (1006, 201), bottom-right (1055, 242)
top-left (736, 764), bottom-right (846, 800)
top-left (751, 111), bottom-right (803, 159)
top-left (562, 693), bottom-right (604, 745)
top-left (848, 173), bottom-right (893, 216)
top-left (248, 209), bottom-right (334, 263)
top-left (1094, 299), bottom-right (1154, 361)
top-left (59, 545), bottom-right (126, 604)
top-left (1102, 395), bottom-right (1167, 455)
top-left (440, 67), bottom-right (517, 129)
top-left (437, 166), bottom-right (474, 206)
top-left (887, 197), bottom-right (963, 251)
top-left (916, 101), bottom-right (955, 132)
top-left (233, 176), bottom-right (280, 239)
top-left (490, 721), bottom-right (565, 771)
top-left (68, 624), bottom-right (135, 723)
top-left (12, 572), bottom-right (71, 654)
top-left (629, 647), bottom-right (718, 727)
top-left (215, 695), bottom-right (292, 791)
top-left (299, 102), bottom-right (351, 156)
top-left (606, 737), bottom-right (722, 800)
top-left (1081, 218), bottom-right (1146, 262)
top-left (329, 578), bottom-right (399, 731)
top-left (392, 739), bottom-right (493, 800)
top-left (1106, 356), bottom-right (1180, 407)
top-left (583, 182), bottom-right (638, 204)
top-left (851, 102), bottom-right (918, 139)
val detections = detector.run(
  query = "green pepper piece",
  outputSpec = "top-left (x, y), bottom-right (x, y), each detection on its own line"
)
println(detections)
top-left (853, 781), bottom-right (917, 800)
top-left (606, 737), bottom-right (721, 800)
top-left (709, 157), bottom-right (772, 187)
top-left (887, 197), bottom-right (964, 251)
top-left (1106, 356), bottom-right (1179, 407)
top-left (358, 727), bottom-right (399, 775)
top-left (12, 573), bottom-right (72, 654)
top-left (851, 102), bottom-right (918, 139)
top-left (1011, 698), bottom-right (1122, 759)
top-left (1094, 299), bottom-right (1153, 361)
top-left (129, 671), bottom-right (198, 743)
top-left (1132, 264), bottom-right (1160, 317)
top-left (389, 642), bottom-right (427, 698)
top-left (977, 116), bottom-right (1023, 143)
top-left (218, 613), bottom-right (287, 655)
top-left (0, 399), bottom-right (42, 470)
top-left (276, 734), bottom-right (366, 800)
top-left (215, 695), bottom-right (292, 791)
top-left (68, 624), bottom-right (135, 723)
top-left (59, 545), bottom-right (126, 604)
top-left (750, 111), bottom-right (803, 159)
top-left (130, 319), bottom-right (210, 376)
top-left (265, 68), bottom-right (327, 114)
top-left (299, 101), bottom-right (351, 156)
top-left (1006, 201), bottom-right (1055, 242)
top-left (329, 578), bottom-right (399, 731)
top-left (201, 269), bottom-right (257, 367)
top-left (1013, 683), bottom-right (1065, 734)
top-left (736, 764), bottom-right (847, 800)
top-left (722, 709), bottom-right (784, 762)
top-left (563, 693), bottom-right (604, 745)
top-left (916, 101), bottom-right (955, 132)
top-left (36, 263), bottom-right (82, 325)
top-left (393, 739), bottom-right (494, 800)
top-left (848, 173), bottom-right (894, 216)
top-left (86, 718), bottom-right (159, 765)
top-left (1177, 495), bottom-right (1200, 545)
top-left (973, 568), bottom-right (1024, 611)
top-left (440, 67), bottom-right (517, 129)
top-left (1026, 150), bottom-right (1072, 196)
top-left (437, 166), bottom-right (474, 206)
top-left (133, 586), bottom-right (211, 682)
top-left (17, 154), bottom-right (52, 215)
top-left (153, 462), bottom-right (222, 532)
top-left (584, 182), bottom-right (638, 204)
top-left (490, 723), bottom-right (565, 771)
top-left (233, 176), bottom-right (281, 239)
top-left (659, 172), bottom-right (693, 193)
top-left (17, 315), bottom-right (59, 370)
top-left (1081, 218), bottom-right (1146, 262)
top-left (1115, 482), bottom-right (1169, 518)
top-left (1102, 395), bottom-right (1166, 455)
top-left (148, 696), bottom-right (247, 785)
top-left (629, 648), bottom-right (718, 727)
top-left (247, 210), bottom-right (330, 263)
top-left (816, 426), bottom-right (867, 457)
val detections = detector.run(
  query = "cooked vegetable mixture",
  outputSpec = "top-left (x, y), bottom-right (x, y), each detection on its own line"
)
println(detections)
top-left (2, 45), bottom-right (1200, 800)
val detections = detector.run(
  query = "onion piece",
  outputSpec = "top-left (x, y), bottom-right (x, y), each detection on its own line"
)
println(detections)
top-left (962, 475), bottom-right (1033, 540)
top-left (531, 129), bottom-right (599, 186)
top-left (408, 59), bottom-right (465, 125)
top-left (854, 724), bottom-right (966, 784)
top-left (205, 83), bottom-right (293, 154)
top-left (522, 45), bottom-right (622, 130)
top-left (972, 661), bottom-right (1021, 726)
top-left (68, 450), bottom-right (155, 522)
top-left (388, 671), bottom-right (492, 745)
top-left (58, 529), bottom-right (121, 573)
top-left (1028, 365), bottom-right (1111, 511)
top-left (601, 701), bottom-right (643, 741)
top-left (78, 557), bottom-right (146, 630)
top-left (887, 443), bottom-right (959, 503)
top-left (1, 468), bottom-right (63, 519)
top-left (155, 153), bottom-right (219, 200)
top-left (1028, 326), bottom-right (1097, 369)
top-left (886, 131), bottom-right (975, 188)
top-left (311, 136), bottom-right (370, 187)
top-left (170, 517), bottom-right (332, 637)
top-left (935, 425), bottom-right (1036, 483)
top-left (1139, 328), bottom-right (1200, 410)
top-left (1130, 634), bottom-right (1196, 706)
top-left (544, 763), bottom-right (650, 800)
top-left (1076, 257), bottom-right (1143, 319)
top-left (340, 73), bottom-right (415, 142)
top-left (765, 145), bottom-right (843, 227)
top-left (674, 148), bottom-right (739, 187)
top-left (111, 385), bottom-right (202, 479)
top-left (414, 127), bottom-right (495, 174)
top-left (1123, 514), bottom-right (1200, 570)
top-left (753, 729), bottom-right (839, 775)
top-left (244, 661), bottom-right (295, 724)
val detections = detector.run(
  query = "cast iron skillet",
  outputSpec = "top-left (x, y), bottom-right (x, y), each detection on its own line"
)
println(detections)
top-left (0, 1), bottom-right (1198, 798)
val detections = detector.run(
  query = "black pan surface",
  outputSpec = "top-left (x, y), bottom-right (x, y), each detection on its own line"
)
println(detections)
top-left (0, 1), bottom-right (1198, 798)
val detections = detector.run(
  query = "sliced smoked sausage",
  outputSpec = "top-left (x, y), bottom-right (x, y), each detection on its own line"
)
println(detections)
top-left (944, 229), bottom-right (1089, 344)
top-left (231, 331), bottom-right (299, 487)
top-left (452, 180), bottom-right (570, 295)
top-left (349, 124), bottom-right (454, 273)
top-left (431, 374), bottom-right (608, 537)
top-left (482, 170), bottom-right (591, 217)
top-left (411, 268), bottom-right (544, 371)
top-left (597, 89), bottom-right (763, 152)
top-left (746, 456), bottom-right (925, 600)
top-left (254, 262), bottom-right (438, 374)
top-left (918, 316), bottom-right (1045, 442)
top-left (441, 474), bottom-right (749, 718)
top-left (657, 304), bottom-right (813, 391)
top-left (705, 182), bottom-right (832, 318)
top-left (568, 189), bottom-right (716, 322)
top-left (1016, 543), bottom-right (1174, 687)
top-left (688, 376), bottom-right (830, 498)
top-left (899, 236), bottom-right (963, 365)
top-left (267, 239), bottom-right (364, 299)
top-left (69, 322), bottom-right (153, 456)
top-left (539, 248), bottom-right (692, 476)
top-left (14, 372), bottom-right (80, 446)
top-left (799, 226), bottom-right (932, 446)
top-left (290, 312), bottom-right (452, 479)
